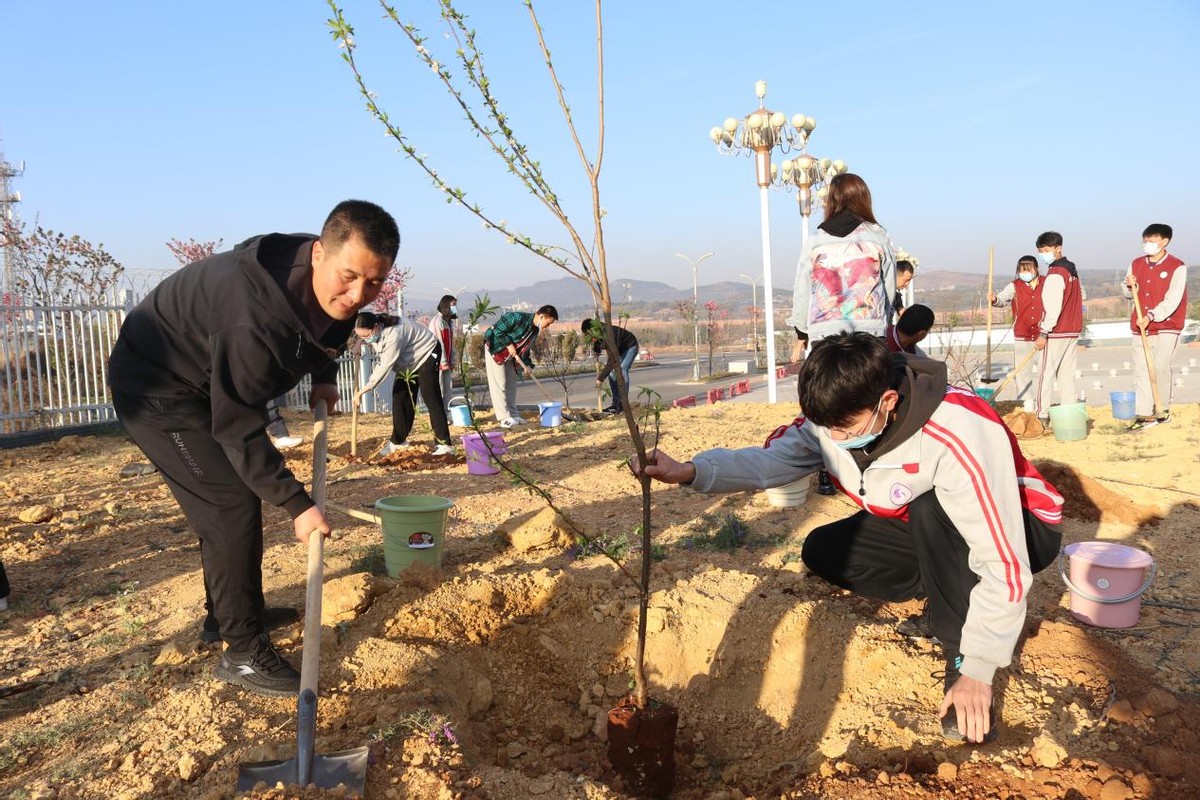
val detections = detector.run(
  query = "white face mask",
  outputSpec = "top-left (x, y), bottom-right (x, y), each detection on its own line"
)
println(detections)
top-left (1019, 271), bottom-right (1036, 283)
top-left (1038, 252), bottom-right (1056, 265)
top-left (1142, 241), bottom-right (1163, 257)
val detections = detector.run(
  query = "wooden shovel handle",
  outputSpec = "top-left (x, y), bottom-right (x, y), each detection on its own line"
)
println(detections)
top-left (300, 401), bottom-right (328, 699)
top-left (1130, 280), bottom-right (1163, 414)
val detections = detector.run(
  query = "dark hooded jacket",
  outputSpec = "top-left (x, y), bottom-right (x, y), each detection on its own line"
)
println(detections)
top-left (108, 234), bottom-right (355, 516)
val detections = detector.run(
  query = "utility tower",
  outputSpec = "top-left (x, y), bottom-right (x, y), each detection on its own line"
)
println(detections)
top-left (1, 152), bottom-right (25, 296)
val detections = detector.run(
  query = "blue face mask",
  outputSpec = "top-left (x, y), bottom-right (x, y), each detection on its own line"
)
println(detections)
top-left (365, 330), bottom-right (381, 344)
top-left (449, 304), bottom-right (458, 317)
top-left (1038, 252), bottom-right (1056, 265)
top-left (1019, 271), bottom-right (1036, 283)
top-left (833, 398), bottom-right (886, 450)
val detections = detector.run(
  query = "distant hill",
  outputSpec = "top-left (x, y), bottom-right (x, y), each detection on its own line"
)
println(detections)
top-left (403, 265), bottom-right (1197, 321)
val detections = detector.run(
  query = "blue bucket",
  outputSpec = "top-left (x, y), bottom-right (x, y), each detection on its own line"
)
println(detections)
top-left (538, 401), bottom-right (563, 428)
top-left (1109, 391), bottom-right (1136, 420)
top-left (448, 397), bottom-right (472, 427)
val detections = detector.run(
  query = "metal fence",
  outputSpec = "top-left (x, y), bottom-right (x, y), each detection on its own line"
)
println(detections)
top-left (1, 294), bottom-right (129, 437)
top-left (0, 292), bottom-right (400, 443)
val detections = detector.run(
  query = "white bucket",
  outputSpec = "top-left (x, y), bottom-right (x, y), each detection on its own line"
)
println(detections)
top-left (765, 477), bottom-right (809, 508)
top-left (1058, 541), bottom-right (1156, 629)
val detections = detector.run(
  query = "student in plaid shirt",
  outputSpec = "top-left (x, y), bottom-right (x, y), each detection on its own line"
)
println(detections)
top-left (483, 305), bottom-right (558, 427)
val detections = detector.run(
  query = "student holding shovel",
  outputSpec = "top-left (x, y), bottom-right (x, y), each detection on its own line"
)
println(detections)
top-left (636, 333), bottom-right (1064, 744)
top-left (1122, 223), bottom-right (1187, 432)
top-left (990, 255), bottom-right (1044, 412)
top-left (482, 305), bottom-right (558, 428)
top-left (108, 200), bottom-right (398, 697)
top-left (352, 311), bottom-right (455, 457)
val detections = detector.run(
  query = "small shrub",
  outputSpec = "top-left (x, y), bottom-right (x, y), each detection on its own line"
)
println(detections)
top-left (349, 543), bottom-right (388, 576)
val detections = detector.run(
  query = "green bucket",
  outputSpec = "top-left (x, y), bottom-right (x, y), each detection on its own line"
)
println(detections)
top-left (374, 495), bottom-right (454, 576)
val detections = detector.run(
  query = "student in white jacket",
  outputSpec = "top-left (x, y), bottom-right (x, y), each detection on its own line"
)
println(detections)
top-left (353, 311), bottom-right (454, 456)
top-left (639, 333), bottom-right (1063, 744)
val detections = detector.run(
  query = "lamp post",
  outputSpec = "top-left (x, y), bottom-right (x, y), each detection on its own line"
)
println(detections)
top-left (711, 80), bottom-right (805, 403)
top-left (739, 272), bottom-right (762, 367)
top-left (777, 153), bottom-right (848, 253)
top-left (675, 251), bottom-right (714, 381)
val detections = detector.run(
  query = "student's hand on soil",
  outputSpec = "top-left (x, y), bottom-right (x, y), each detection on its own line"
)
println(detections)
top-left (294, 506), bottom-right (332, 545)
top-left (940, 674), bottom-right (993, 744)
top-left (632, 449), bottom-right (695, 485)
top-left (310, 383), bottom-right (341, 414)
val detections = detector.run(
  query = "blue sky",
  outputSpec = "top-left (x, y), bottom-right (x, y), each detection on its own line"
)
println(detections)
top-left (2, 1), bottom-right (1198, 303)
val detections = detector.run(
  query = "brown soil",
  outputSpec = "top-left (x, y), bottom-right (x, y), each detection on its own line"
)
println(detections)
top-left (2, 403), bottom-right (1199, 799)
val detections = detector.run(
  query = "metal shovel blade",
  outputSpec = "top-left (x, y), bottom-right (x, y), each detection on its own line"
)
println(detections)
top-left (235, 746), bottom-right (369, 794)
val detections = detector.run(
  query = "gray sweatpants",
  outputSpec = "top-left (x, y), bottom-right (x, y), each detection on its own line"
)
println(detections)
top-left (1131, 332), bottom-right (1179, 418)
top-left (1034, 336), bottom-right (1078, 419)
top-left (1009, 339), bottom-right (1037, 411)
top-left (484, 347), bottom-right (520, 422)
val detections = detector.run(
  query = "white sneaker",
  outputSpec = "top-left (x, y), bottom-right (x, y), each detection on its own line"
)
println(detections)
top-left (271, 435), bottom-right (304, 450)
top-left (500, 417), bottom-right (527, 428)
top-left (0, 597), bottom-right (8, 611)
top-left (431, 443), bottom-right (455, 456)
top-left (378, 440), bottom-right (410, 456)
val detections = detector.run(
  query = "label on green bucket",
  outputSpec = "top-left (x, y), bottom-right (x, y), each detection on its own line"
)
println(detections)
top-left (407, 531), bottom-right (436, 549)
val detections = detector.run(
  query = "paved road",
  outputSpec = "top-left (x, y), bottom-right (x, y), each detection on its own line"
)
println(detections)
top-left (461, 341), bottom-right (1200, 414)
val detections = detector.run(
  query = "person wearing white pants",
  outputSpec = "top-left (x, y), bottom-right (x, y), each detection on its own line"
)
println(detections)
top-left (1122, 223), bottom-right (1187, 430)
top-left (1032, 232), bottom-right (1084, 422)
top-left (991, 256), bottom-right (1043, 412)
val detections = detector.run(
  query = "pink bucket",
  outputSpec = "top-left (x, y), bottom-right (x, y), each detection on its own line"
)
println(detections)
top-left (461, 431), bottom-right (507, 476)
top-left (1058, 541), bottom-right (1156, 629)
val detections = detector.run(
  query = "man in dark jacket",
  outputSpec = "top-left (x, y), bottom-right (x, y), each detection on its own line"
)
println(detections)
top-left (582, 318), bottom-right (639, 413)
top-left (108, 200), bottom-right (398, 696)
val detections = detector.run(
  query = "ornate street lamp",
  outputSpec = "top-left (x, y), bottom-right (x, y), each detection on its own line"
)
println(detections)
top-left (777, 153), bottom-right (848, 252)
top-left (710, 80), bottom-right (805, 403)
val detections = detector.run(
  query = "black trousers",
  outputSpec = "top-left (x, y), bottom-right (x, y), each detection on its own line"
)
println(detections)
top-left (801, 492), bottom-right (1061, 655)
top-left (0, 560), bottom-right (9, 598)
top-left (112, 391), bottom-right (267, 651)
top-left (391, 347), bottom-right (451, 446)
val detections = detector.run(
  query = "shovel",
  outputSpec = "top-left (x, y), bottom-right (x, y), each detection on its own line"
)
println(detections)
top-left (236, 399), bottom-right (369, 795)
top-left (980, 245), bottom-right (999, 384)
top-left (984, 348), bottom-right (1039, 403)
top-left (1131, 279), bottom-right (1163, 416)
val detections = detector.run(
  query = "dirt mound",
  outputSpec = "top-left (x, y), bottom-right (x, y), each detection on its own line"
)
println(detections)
top-left (1035, 459), bottom-right (1162, 525)
top-left (1004, 409), bottom-right (1045, 438)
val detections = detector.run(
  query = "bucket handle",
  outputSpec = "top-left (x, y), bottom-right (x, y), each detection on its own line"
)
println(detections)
top-left (448, 396), bottom-right (469, 408)
top-left (1057, 550), bottom-right (1156, 605)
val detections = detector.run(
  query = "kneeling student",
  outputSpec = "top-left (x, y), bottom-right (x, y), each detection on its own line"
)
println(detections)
top-left (637, 332), bottom-right (1063, 744)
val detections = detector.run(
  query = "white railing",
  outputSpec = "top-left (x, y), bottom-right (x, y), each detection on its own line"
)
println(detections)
top-left (0, 293), bottom-right (443, 441)
top-left (1, 293), bottom-right (130, 437)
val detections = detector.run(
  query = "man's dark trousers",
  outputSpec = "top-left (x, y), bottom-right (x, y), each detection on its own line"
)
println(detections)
top-left (113, 391), bottom-right (269, 652)
top-left (800, 491), bottom-right (1061, 655)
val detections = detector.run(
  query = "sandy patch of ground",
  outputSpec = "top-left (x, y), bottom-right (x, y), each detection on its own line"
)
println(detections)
top-left (1, 401), bottom-right (1198, 798)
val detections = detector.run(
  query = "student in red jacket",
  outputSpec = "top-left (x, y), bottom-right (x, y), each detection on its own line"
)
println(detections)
top-left (990, 256), bottom-right (1044, 411)
top-left (1032, 232), bottom-right (1084, 422)
top-left (1122, 223), bottom-right (1188, 430)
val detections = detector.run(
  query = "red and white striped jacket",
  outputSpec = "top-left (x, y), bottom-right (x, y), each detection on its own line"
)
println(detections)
top-left (690, 360), bottom-right (1062, 684)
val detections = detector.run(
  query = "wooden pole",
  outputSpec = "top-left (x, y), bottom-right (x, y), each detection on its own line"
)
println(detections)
top-left (1130, 279), bottom-right (1163, 416)
top-left (985, 245), bottom-right (994, 383)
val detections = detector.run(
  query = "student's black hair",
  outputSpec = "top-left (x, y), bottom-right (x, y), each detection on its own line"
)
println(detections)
top-left (797, 332), bottom-right (892, 428)
top-left (1015, 255), bottom-right (1039, 277)
top-left (580, 318), bottom-right (596, 334)
top-left (896, 260), bottom-right (915, 276)
top-left (536, 304), bottom-right (559, 320)
top-left (896, 304), bottom-right (934, 336)
top-left (354, 311), bottom-right (400, 329)
top-left (437, 295), bottom-right (457, 318)
top-left (1035, 231), bottom-right (1063, 249)
top-left (321, 200), bottom-right (400, 261)
top-left (1142, 223), bottom-right (1173, 241)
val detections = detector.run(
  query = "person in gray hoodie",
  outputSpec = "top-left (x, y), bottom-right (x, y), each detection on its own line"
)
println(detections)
top-left (638, 333), bottom-right (1063, 745)
top-left (353, 311), bottom-right (453, 456)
